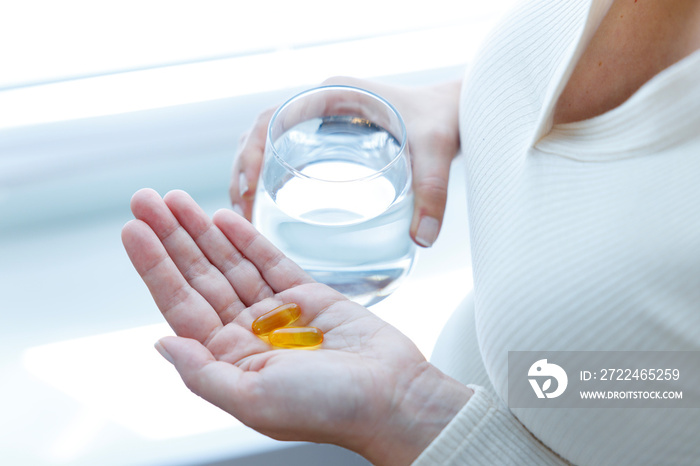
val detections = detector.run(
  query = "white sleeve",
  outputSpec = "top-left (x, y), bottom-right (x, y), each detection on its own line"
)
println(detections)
top-left (412, 385), bottom-right (568, 466)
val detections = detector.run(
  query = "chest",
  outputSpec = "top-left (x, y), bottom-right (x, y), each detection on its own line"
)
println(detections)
top-left (471, 146), bottom-right (700, 357)
top-left (553, 0), bottom-right (700, 125)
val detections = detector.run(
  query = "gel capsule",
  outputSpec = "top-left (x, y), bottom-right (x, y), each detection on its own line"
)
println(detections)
top-left (251, 303), bottom-right (301, 336)
top-left (269, 327), bottom-right (324, 348)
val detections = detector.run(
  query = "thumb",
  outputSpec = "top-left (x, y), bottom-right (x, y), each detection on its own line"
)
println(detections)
top-left (154, 336), bottom-right (236, 403)
top-left (154, 336), bottom-right (260, 429)
top-left (408, 130), bottom-right (457, 248)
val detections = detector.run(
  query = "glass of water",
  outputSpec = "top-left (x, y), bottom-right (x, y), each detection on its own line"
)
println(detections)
top-left (253, 85), bottom-right (416, 307)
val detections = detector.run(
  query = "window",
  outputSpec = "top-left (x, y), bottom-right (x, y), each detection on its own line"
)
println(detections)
top-left (0, 2), bottom-right (513, 464)
top-left (1, 1), bottom-right (514, 88)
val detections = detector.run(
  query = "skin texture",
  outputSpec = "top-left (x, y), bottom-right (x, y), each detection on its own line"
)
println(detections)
top-left (554, 0), bottom-right (700, 125)
top-left (122, 188), bottom-right (471, 465)
top-left (230, 77), bottom-right (462, 248)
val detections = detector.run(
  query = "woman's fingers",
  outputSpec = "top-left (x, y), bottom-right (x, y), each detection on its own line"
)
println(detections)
top-left (230, 107), bottom-right (276, 220)
top-left (127, 188), bottom-right (317, 333)
top-left (155, 336), bottom-right (251, 419)
top-left (155, 334), bottom-right (312, 439)
top-left (212, 208), bottom-right (315, 295)
top-left (317, 78), bottom-right (462, 248)
top-left (163, 190), bottom-right (277, 310)
top-left (406, 82), bottom-right (461, 248)
top-left (408, 128), bottom-right (457, 248)
top-left (121, 219), bottom-right (223, 343)
top-left (130, 188), bottom-right (246, 322)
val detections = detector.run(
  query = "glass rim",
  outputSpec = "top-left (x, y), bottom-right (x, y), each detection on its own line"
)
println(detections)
top-left (266, 85), bottom-right (408, 183)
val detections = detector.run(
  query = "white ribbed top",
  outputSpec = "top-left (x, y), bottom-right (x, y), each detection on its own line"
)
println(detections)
top-left (415, 0), bottom-right (700, 464)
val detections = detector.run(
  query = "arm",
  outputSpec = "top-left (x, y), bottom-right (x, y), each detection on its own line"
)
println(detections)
top-left (413, 385), bottom-right (569, 466)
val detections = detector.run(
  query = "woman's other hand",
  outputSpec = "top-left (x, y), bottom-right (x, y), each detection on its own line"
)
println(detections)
top-left (229, 77), bottom-right (462, 248)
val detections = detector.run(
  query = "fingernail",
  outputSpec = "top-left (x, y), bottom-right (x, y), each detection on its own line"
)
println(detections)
top-left (415, 216), bottom-right (439, 247)
top-left (232, 204), bottom-right (244, 216)
top-left (238, 172), bottom-right (250, 198)
top-left (154, 340), bottom-right (175, 365)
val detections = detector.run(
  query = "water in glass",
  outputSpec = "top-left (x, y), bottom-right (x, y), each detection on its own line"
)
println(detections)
top-left (254, 115), bottom-right (415, 306)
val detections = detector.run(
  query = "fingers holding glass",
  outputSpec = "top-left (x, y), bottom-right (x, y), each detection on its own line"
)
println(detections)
top-left (230, 107), bottom-right (276, 220)
top-left (408, 132), bottom-right (453, 248)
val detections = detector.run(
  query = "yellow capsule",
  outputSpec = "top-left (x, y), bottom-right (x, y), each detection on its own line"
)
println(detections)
top-left (269, 327), bottom-right (324, 348)
top-left (251, 303), bottom-right (301, 336)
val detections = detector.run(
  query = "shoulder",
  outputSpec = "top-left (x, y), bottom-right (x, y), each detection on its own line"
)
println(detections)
top-left (459, 0), bottom-right (595, 151)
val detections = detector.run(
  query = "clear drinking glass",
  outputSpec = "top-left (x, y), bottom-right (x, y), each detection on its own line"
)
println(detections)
top-left (253, 85), bottom-right (416, 307)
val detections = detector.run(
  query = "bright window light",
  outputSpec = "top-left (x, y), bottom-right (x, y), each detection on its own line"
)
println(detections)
top-left (0, 1), bottom-right (515, 89)
top-left (22, 323), bottom-right (241, 442)
top-left (0, 26), bottom-right (484, 129)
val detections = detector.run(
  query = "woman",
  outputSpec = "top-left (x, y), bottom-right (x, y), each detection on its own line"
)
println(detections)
top-left (122, 0), bottom-right (700, 463)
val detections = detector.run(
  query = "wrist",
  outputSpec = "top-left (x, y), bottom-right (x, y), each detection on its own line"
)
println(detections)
top-left (360, 362), bottom-right (472, 466)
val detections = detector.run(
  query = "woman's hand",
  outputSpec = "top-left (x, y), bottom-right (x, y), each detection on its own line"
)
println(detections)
top-left (230, 77), bottom-right (462, 248)
top-left (121, 188), bottom-right (470, 465)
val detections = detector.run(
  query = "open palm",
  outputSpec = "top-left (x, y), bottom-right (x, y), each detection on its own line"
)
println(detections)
top-left (121, 188), bottom-right (445, 462)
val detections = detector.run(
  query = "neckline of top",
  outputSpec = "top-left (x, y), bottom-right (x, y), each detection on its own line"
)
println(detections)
top-left (535, 48), bottom-right (700, 161)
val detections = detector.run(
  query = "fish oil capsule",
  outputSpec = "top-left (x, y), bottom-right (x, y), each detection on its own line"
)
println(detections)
top-left (269, 327), bottom-right (324, 348)
top-left (251, 303), bottom-right (301, 336)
